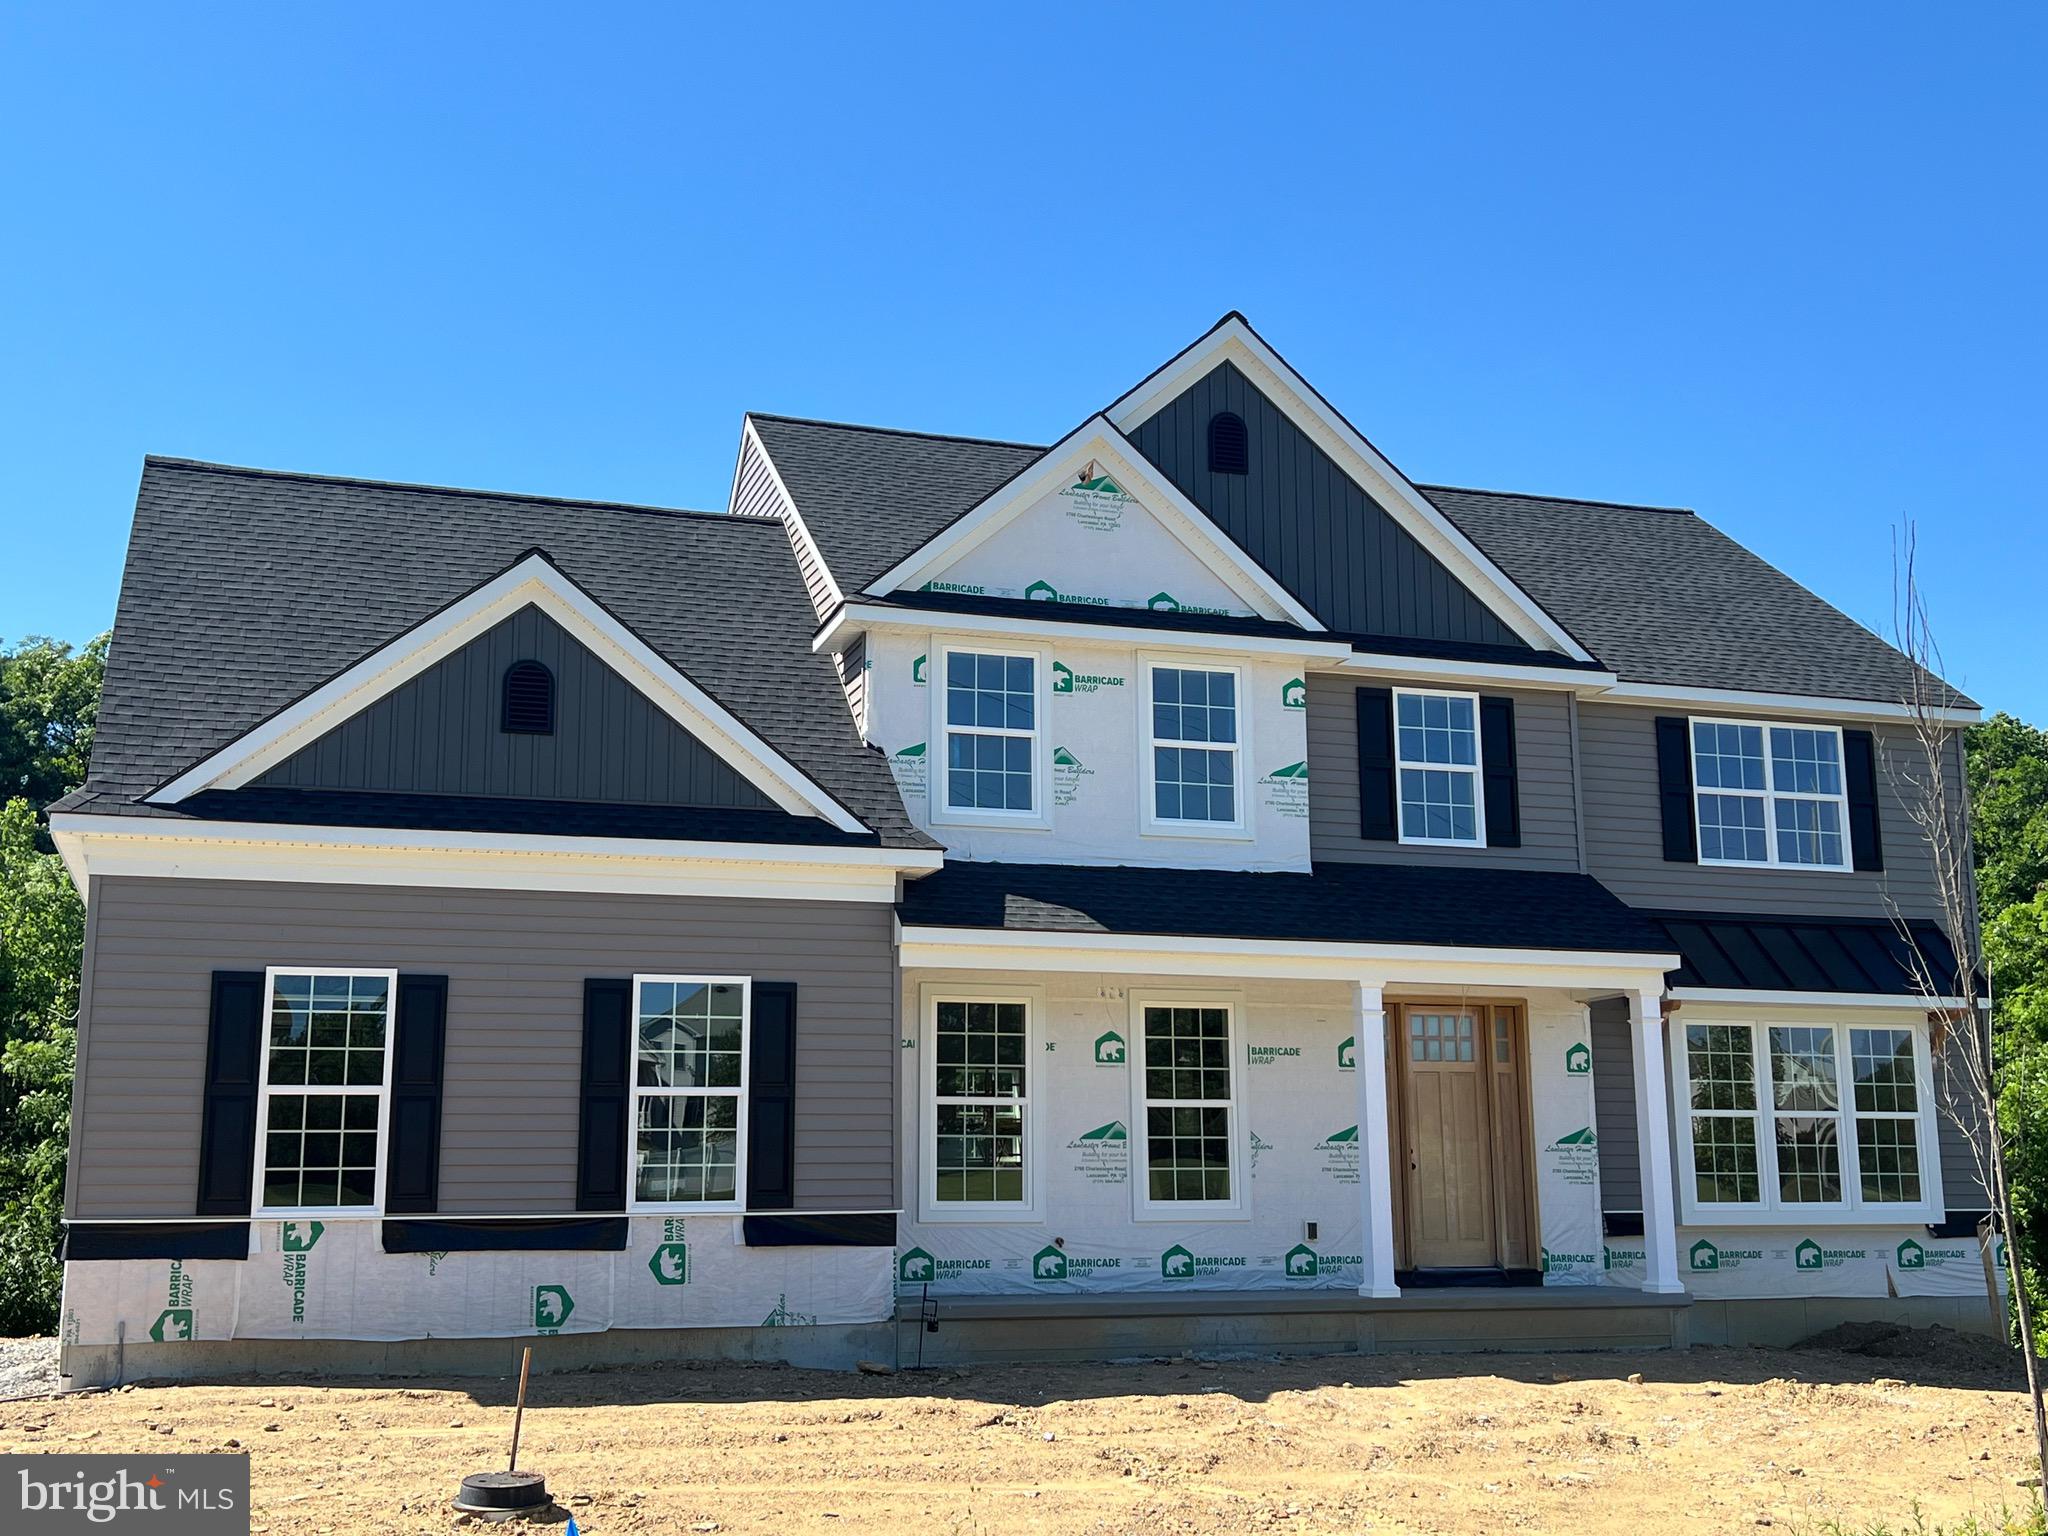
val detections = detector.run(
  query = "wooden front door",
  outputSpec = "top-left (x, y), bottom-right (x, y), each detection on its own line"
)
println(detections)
top-left (1400, 1008), bottom-right (1498, 1268)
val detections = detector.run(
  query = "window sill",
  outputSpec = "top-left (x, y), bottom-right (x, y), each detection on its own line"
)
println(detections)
top-left (627, 1201), bottom-right (746, 1216)
top-left (1395, 836), bottom-right (1488, 850)
top-left (927, 810), bottom-right (1055, 833)
top-left (1695, 858), bottom-right (1855, 875)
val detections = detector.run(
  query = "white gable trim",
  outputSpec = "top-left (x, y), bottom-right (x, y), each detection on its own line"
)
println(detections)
top-left (862, 416), bottom-right (1325, 631)
top-left (1105, 316), bottom-right (1595, 662)
top-left (145, 553), bottom-right (871, 835)
top-left (730, 416), bottom-right (845, 617)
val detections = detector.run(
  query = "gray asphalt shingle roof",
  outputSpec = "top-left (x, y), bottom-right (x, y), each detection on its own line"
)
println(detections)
top-left (69, 458), bottom-right (932, 848)
top-left (749, 414), bottom-right (1958, 705)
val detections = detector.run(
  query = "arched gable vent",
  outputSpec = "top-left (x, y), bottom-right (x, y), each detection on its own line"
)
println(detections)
top-left (501, 660), bottom-right (555, 735)
top-left (1207, 411), bottom-right (1248, 475)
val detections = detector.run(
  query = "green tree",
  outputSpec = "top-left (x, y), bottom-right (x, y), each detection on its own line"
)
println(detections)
top-left (0, 632), bottom-right (105, 1333)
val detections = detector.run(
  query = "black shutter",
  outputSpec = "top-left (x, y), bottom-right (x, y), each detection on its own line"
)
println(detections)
top-left (383, 974), bottom-right (448, 1214)
top-left (1355, 687), bottom-right (1398, 841)
top-left (576, 978), bottom-right (632, 1212)
top-left (1654, 716), bottom-right (1698, 863)
top-left (195, 970), bottom-right (265, 1216)
top-left (1844, 728), bottom-right (1885, 872)
top-left (1479, 695), bottom-right (1521, 848)
top-left (748, 982), bottom-right (798, 1211)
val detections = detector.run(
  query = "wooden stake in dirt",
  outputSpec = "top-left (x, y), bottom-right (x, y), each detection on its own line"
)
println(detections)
top-left (508, 1345), bottom-right (532, 1474)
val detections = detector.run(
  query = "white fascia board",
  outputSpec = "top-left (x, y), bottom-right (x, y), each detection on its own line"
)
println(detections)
top-left (734, 416), bottom-right (845, 615)
top-left (1330, 652), bottom-right (1620, 692)
top-left (1590, 679), bottom-right (1982, 726)
top-left (1671, 988), bottom-right (1966, 1011)
top-left (52, 813), bottom-right (938, 903)
top-left (145, 553), bottom-right (870, 835)
top-left (817, 602), bottom-right (1352, 663)
top-left (863, 416), bottom-right (1325, 631)
top-left (897, 923), bottom-right (1677, 987)
top-left (1104, 317), bottom-right (1593, 662)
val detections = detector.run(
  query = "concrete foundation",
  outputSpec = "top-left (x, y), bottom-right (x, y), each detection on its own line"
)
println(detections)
top-left (1688, 1292), bottom-right (2001, 1347)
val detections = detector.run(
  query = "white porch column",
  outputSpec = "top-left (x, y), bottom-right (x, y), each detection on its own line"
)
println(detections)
top-left (1630, 987), bottom-right (1685, 1294)
top-left (1352, 981), bottom-right (1401, 1298)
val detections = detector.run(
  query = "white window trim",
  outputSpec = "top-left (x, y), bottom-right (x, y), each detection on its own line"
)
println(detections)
top-left (1392, 686), bottom-right (1488, 848)
top-left (1128, 989), bottom-right (1251, 1222)
top-left (1668, 1011), bottom-right (1943, 1227)
top-left (1138, 654), bottom-right (1252, 840)
top-left (1689, 715), bottom-right (1854, 872)
top-left (928, 639), bottom-right (1052, 830)
top-left (917, 982), bottom-right (1045, 1224)
top-left (625, 974), bottom-right (751, 1214)
top-left (253, 966), bottom-right (401, 1220)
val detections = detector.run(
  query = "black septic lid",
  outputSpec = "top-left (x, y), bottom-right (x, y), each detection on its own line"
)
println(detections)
top-left (454, 1470), bottom-right (550, 1516)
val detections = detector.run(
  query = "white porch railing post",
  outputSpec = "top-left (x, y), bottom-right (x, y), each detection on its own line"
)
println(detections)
top-left (1630, 987), bottom-right (1685, 1294)
top-left (1353, 981), bottom-right (1401, 1299)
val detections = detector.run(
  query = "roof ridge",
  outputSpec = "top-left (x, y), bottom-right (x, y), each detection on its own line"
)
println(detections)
top-left (747, 412), bottom-right (1049, 454)
top-left (1418, 481), bottom-right (1695, 516)
top-left (141, 455), bottom-right (740, 524)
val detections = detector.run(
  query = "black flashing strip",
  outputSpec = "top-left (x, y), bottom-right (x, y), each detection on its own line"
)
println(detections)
top-left (65, 1223), bottom-right (250, 1262)
top-left (1602, 1211), bottom-right (1647, 1238)
top-left (1925, 1212), bottom-right (1991, 1240)
top-left (743, 1212), bottom-right (897, 1248)
top-left (380, 1217), bottom-right (629, 1254)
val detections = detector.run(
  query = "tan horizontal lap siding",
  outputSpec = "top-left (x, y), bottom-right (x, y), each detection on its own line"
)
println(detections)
top-left (1579, 702), bottom-right (1952, 918)
top-left (1305, 672), bottom-right (1580, 871)
top-left (73, 877), bottom-right (897, 1220)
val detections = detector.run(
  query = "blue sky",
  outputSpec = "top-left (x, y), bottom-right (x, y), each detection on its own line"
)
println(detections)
top-left (3, 6), bottom-right (2041, 719)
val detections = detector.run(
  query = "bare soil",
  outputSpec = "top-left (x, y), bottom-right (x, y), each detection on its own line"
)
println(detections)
top-left (0, 1331), bottom-right (2039, 1535)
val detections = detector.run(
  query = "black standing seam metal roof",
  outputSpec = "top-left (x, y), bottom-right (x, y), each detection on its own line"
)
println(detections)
top-left (895, 860), bottom-right (1676, 956)
top-left (748, 411), bottom-right (1967, 706)
top-left (65, 458), bottom-right (934, 849)
top-left (1649, 910), bottom-right (1965, 996)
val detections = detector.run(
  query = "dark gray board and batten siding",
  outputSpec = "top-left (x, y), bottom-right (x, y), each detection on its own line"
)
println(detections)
top-left (70, 877), bottom-right (898, 1220)
top-left (256, 605), bottom-right (775, 811)
top-left (1578, 702), bottom-right (1957, 919)
top-left (1127, 360), bottom-right (1528, 647)
top-left (1305, 673), bottom-right (1581, 871)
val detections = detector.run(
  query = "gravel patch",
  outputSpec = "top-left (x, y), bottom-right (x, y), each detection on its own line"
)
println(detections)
top-left (0, 1337), bottom-right (61, 1401)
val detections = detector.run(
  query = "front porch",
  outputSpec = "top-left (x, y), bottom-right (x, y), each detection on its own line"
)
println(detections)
top-left (894, 863), bottom-right (1691, 1316)
top-left (893, 1285), bottom-right (1693, 1365)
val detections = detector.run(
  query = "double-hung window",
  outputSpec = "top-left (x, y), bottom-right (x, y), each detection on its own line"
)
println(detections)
top-left (1148, 664), bottom-right (1241, 829)
top-left (257, 968), bottom-right (397, 1215)
top-left (927, 995), bottom-right (1033, 1215)
top-left (1136, 999), bottom-right (1241, 1211)
top-left (631, 976), bottom-right (748, 1208)
top-left (1394, 688), bottom-right (1485, 845)
top-left (1676, 1017), bottom-right (1937, 1222)
top-left (942, 648), bottom-right (1038, 816)
top-left (1690, 718), bottom-right (1849, 869)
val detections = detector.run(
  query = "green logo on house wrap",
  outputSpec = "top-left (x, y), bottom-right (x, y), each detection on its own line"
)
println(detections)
top-left (890, 741), bottom-right (927, 795)
top-left (1261, 760), bottom-right (1310, 818)
top-left (1076, 1120), bottom-right (1127, 1141)
top-left (1053, 660), bottom-right (1125, 695)
top-left (1897, 1238), bottom-right (1926, 1269)
top-left (1032, 1245), bottom-right (1069, 1281)
top-left (649, 1242), bottom-right (690, 1286)
top-left (1564, 1042), bottom-right (1591, 1075)
top-left (1094, 1030), bottom-right (1126, 1065)
top-left (897, 1246), bottom-right (989, 1284)
top-left (1024, 578), bottom-right (1112, 607)
top-left (1282, 677), bottom-right (1306, 709)
top-left (1689, 1238), bottom-right (1763, 1272)
top-left (533, 1284), bottom-right (575, 1333)
top-left (912, 653), bottom-right (927, 685)
top-left (1337, 1035), bottom-right (1355, 1070)
top-left (1061, 471), bottom-right (1135, 530)
top-left (921, 580), bottom-right (988, 596)
top-left (1069, 1120), bottom-right (1128, 1185)
top-left (151, 1260), bottom-right (195, 1341)
top-left (280, 1220), bottom-right (324, 1252)
top-left (1542, 1246), bottom-right (1598, 1274)
top-left (279, 1221), bottom-right (323, 1326)
top-left (1895, 1237), bottom-right (1970, 1270)
top-left (1792, 1239), bottom-right (1867, 1271)
top-left (1796, 1238), bottom-right (1824, 1270)
top-left (1316, 1125), bottom-right (1360, 1184)
top-left (1053, 747), bottom-right (1084, 766)
top-left (1248, 1043), bottom-right (1300, 1066)
top-left (1603, 1244), bottom-right (1643, 1272)
top-left (1545, 1126), bottom-right (1599, 1186)
top-left (1160, 1244), bottom-right (1245, 1281)
top-left (1284, 1243), bottom-right (1319, 1279)
top-left (1053, 745), bottom-right (1093, 806)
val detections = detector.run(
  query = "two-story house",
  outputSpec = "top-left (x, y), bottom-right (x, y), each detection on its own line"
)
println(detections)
top-left (49, 314), bottom-right (1992, 1382)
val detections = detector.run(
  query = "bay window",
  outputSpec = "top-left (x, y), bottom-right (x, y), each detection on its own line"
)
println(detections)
top-left (1675, 1015), bottom-right (1938, 1222)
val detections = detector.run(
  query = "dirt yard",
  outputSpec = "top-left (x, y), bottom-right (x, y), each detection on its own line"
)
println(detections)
top-left (1, 1329), bottom-right (2039, 1535)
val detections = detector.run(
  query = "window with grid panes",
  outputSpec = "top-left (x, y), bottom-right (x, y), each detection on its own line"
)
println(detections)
top-left (632, 978), bottom-right (746, 1206)
top-left (931, 999), bottom-right (1029, 1205)
top-left (1684, 1024), bottom-right (1763, 1204)
top-left (1141, 1005), bottom-right (1235, 1203)
top-left (1690, 718), bottom-right (1850, 868)
top-left (1394, 690), bottom-right (1483, 844)
top-left (1408, 1011), bottom-right (1477, 1062)
top-left (1149, 665), bottom-right (1239, 825)
top-left (944, 650), bottom-right (1037, 813)
top-left (258, 970), bottom-right (394, 1213)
